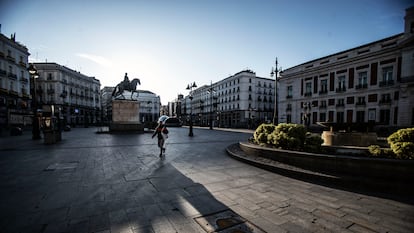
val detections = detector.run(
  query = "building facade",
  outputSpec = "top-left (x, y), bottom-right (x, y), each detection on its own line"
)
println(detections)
top-left (34, 63), bottom-right (101, 126)
top-left (0, 33), bottom-right (31, 129)
top-left (278, 7), bottom-right (414, 132)
top-left (181, 70), bottom-right (275, 128)
top-left (136, 90), bottom-right (161, 124)
top-left (167, 94), bottom-right (183, 117)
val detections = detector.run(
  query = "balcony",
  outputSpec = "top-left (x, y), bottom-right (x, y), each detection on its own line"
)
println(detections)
top-left (9, 90), bottom-right (18, 96)
top-left (6, 55), bottom-right (16, 63)
top-left (286, 106), bottom-right (292, 111)
top-left (379, 80), bottom-right (394, 87)
top-left (0, 69), bottom-right (6, 77)
top-left (356, 101), bottom-right (366, 106)
top-left (319, 89), bottom-right (328, 95)
top-left (335, 86), bottom-right (346, 93)
top-left (19, 61), bottom-right (27, 68)
top-left (336, 103), bottom-right (345, 107)
top-left (304, 92), bottom-right (312, 97)
top-left (355, 83), bottom-right (368, 89)
top-left (47, 89), bottom-right (55, 95)
top-left (20, 77), bottom-right (29, 83)
top-left (319, 105), bottom-right (327, 109)
top-left (8, 73), bottom-right (17, 80)
top-left (286, 95), bottom-right (293, 99)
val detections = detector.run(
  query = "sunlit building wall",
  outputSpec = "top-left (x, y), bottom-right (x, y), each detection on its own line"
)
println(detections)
top-left (278, 7), bottom-right (414, 131)
top-left (181, 70), bottom-right (275, 128)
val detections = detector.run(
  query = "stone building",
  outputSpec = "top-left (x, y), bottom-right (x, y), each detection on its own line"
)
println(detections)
top-left (181, 70), bottom-right (275, 128)
top-left (0, 33), bottom-right (30, 129)
top-left (33, 63), bottom-right (101, 126)
top-left (278, 7), bottom-right (414, 132)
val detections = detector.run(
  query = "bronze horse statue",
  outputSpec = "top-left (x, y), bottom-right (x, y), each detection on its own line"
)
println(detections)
top-left (112, 73), bottom-right (141, 99)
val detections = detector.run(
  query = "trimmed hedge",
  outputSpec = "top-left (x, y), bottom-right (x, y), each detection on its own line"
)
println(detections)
top-left (387, 127), bottom-right (414, 159)
top-left (368, 127), bottom-right (414, 159)
top-left (253, 123), bottom-right (323, 152)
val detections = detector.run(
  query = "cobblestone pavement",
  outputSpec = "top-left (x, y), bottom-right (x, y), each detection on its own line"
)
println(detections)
top-left (0, 127), bottom-right (413, 233)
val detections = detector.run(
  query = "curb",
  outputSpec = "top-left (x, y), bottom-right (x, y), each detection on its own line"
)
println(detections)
top-left (226, 143), bottom-right (414, 202)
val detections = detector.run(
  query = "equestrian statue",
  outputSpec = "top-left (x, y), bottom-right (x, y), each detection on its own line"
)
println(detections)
top-left (112, 73), bottom-right (141, 100)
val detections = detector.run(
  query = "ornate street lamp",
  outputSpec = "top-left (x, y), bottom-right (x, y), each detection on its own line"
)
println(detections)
top-left (271, 57), bottom-right (282, 126)
top-left (186, 82), bottom-right (197, 136)
top-left (28, 64), bottom-right (41, 139)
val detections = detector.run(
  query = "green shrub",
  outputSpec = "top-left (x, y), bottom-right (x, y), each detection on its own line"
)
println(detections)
top-left (253, 123), bottom-right (315, 151)
top-left (368, 145), bottom-right (382, 157)
top-left (253, 123), bottom-right (275, 145)
top-left (387, 128), bottom-right (414, 159)
top-left (368, 145), bottom-right (397, 158)
top-left (305, 135), bottom-right (324, 153)
top-left (390, 142), bottom-right (414, 159)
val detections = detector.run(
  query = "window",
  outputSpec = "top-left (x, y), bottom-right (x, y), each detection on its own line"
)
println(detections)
top-left (357, 71), bottom-right (368, 89)
top-left (287, 114), bottom-right (292, 123)
top-left (380, 109), bottom-right (390, 124)
top-left (287, 86), bottom-right (293, 98)
top-left (337, 112), bottom-right (344, 123)
top-left (336, 76), bottom-right (346, 92)
top-left (320, 79), bottom-right (328, 94)
top-left (336, 99), bottom-right (345, 107)
top-left (305, 82), bottom-right (312, 96)
top-left (320, 112), bottom-right (326, 122)
top-left (380, 67), bottom-right (394, 86)
top-left (382, 67), bottom-right (393, 82)
top-left (356, 111), bottom-right (365, 123)
top-left (380, 93), bottom-right (391, 104)
top-left (320, 100), bottom-right (327, 108)
top-left (356, 96), bottom-right (366, 105)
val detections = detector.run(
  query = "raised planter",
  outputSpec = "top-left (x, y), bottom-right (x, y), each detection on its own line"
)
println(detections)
top-left (239, 142), bottom-right (414, 194)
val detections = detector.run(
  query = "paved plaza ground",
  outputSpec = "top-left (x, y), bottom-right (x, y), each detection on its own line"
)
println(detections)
top-left (0, 127), bottom-right (413, 233)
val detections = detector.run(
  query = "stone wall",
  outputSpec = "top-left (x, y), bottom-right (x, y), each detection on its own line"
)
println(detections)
top-left (112, 100), bottom-right (140, 123)
top-left (110, 100), bottom-right (143, 132)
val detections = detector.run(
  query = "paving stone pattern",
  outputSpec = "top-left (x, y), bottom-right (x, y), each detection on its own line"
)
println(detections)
top-left (0, 127), bottom-right (413, 233)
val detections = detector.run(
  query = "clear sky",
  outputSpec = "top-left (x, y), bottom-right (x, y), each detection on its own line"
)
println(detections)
top-left (1, 0), bottom-right (412, 104)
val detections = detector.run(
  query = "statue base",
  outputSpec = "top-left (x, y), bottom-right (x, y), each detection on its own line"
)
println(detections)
top-left (109, 121), bottom-right (144, 132)
top-left (110, 99), bottom-right (143, 132)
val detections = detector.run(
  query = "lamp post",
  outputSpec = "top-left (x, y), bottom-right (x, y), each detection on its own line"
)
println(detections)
top-left (271, 57), bottom-right (282, 126)
top-left (207, 81), bottom-right (216, 130)
top-left (28, 64), bottom-right (41, 139)
top-left (186, 82), bottom-right (197, 136)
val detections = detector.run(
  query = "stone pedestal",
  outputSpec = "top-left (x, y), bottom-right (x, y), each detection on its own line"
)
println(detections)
top-left (110, 100), bottom-right (143, 132)
top-left (322, 131), bottom-right (377, 147)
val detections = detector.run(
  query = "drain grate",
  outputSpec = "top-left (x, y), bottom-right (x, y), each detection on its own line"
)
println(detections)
top-left (44, 162), bottom-right (79, 171)
top-left (194, 209), bottom-right (266, 233)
